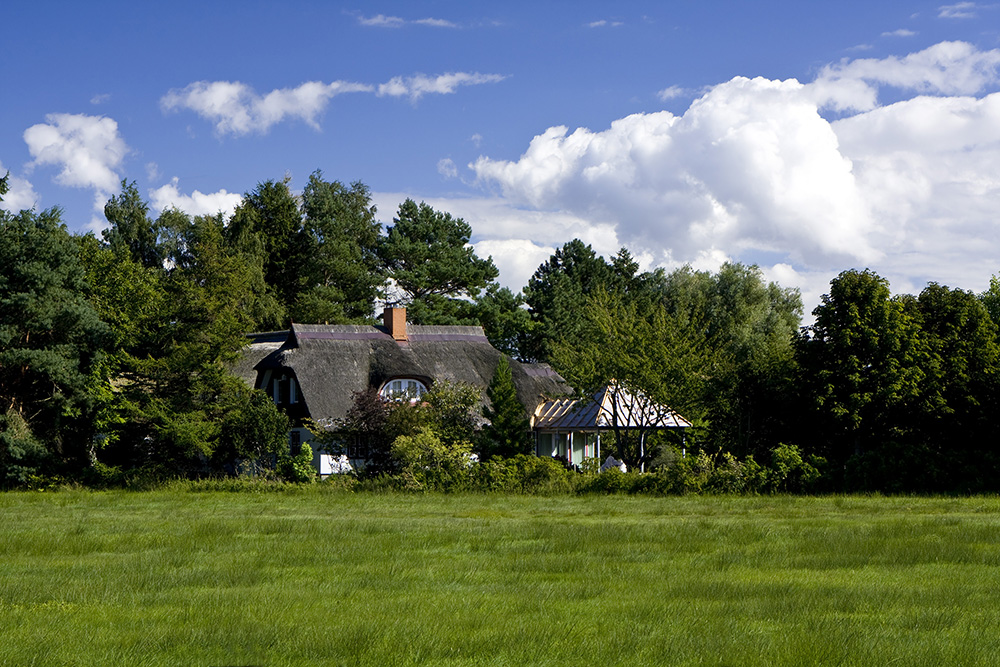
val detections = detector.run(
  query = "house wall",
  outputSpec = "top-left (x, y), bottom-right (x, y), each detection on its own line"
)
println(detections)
top-left (285, 427), bottom-right (359, 476)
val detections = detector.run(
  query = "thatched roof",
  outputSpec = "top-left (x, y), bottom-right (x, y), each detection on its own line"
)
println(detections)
top-left (533, 382), bottom-right (691, 431)
top-left (251, 322), bottom-right (570, 421)
top-left (232, 331), bottom-right (288, 387)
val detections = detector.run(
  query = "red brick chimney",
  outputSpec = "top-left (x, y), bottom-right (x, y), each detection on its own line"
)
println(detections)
top-left (383, 306), bottom-right (408, 342)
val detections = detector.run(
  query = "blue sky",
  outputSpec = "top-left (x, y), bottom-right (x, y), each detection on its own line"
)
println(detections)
top-left (3, 1), bottom-right (1000, 311)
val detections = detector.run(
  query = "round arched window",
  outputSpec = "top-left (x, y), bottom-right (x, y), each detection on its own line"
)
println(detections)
top-left (379, 378), bottom-right (428, 402)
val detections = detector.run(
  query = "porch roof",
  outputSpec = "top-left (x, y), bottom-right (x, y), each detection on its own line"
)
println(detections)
top-left (533, 383), bottom-right (691, 431)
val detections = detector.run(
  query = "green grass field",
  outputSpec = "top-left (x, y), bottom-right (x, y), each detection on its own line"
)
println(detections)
top-left (3, 489), bottom-right (1000, 666)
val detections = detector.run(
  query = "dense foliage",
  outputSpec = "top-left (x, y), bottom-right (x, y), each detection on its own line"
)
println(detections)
top-left (3, 171), bottom-right (1000, 493)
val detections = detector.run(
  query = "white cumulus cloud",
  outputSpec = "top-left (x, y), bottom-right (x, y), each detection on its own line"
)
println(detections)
top-left (0, 161), bottom-right (39, 213)
top-left (161, 80), bottom-right (373, 136)
top-left (149, 178), bottom-right (243, 218)
top-left (377, 72), bottom-right (507, 102)
top-left (810, 41), bottom-right (1000, 111)
top-left (23, 113), bottom-right (128, 213)
top-left (458, 41), bottom-right (1000, 306)
top-left (474, 75), bottom-right (874, 268)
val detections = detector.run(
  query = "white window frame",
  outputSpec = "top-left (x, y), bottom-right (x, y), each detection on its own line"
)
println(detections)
top-left (379, 378), bottom-right (428, 402)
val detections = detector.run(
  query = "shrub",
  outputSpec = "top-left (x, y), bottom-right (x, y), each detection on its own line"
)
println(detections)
top-left (654, 451), bottom-right (715, 494)
top-left (767, 443), bottom-right (823, 493)
top-left (278, 442), bottom-right (316, 483)
top-left (0, 409), bottom-right (50, 487)
top-left (706, 452), bottom-right (767, 494)
top-left (470, 454), bottom-right (574, 494)
top-left (578, 467), bottom-right (635, 494)
top-left (390, 427), bottom-right (474, 492)
top-left (472, 457), bottom-right (522, 493)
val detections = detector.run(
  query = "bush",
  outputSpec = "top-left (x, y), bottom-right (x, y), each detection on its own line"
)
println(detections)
top-left (390, 427), bottom-right (474, 492)
top-left (278, 442), bottom-right (316, 483)
top-left (470, 455), bottom-right (575, 494)
top-left (767, 443), bottom-right (823, 493)
top-left (0, 409), bottom-right (50, 487)
top-left (706, 453), bottom-right (767, 494)
top-left (578, 467), bottom-right (636, 494)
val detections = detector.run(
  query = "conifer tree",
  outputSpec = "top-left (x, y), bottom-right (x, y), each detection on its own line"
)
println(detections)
top-left (481, 356), bottom-right (531, 459)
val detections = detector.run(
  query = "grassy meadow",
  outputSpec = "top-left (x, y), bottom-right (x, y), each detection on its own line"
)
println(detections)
top-left (3, 489), bottom-right (1000, 666)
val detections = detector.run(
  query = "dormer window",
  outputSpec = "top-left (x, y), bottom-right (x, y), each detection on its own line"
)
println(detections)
top-left (379, 378), bottom-right (428, 402)
top-left (272, 373), bottom-right (298, 405)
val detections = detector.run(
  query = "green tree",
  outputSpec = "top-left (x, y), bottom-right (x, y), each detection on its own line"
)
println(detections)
top-left (217, 384), bottom-right (291, 469)
top-left (523, 239), bottom-right (613, 362)
top-left (167, 209), bottom-right (283, 330)
top-left (796, 269), bottom-right (926, 479)
top-left (294, 172), bottom-right (384, 323)
top-left (378, 199), bottom-right (498, 324)
top-left (89, 212), bottom-right (274, 471)
top-left (981, 274), bottom-right (1000, 330)
top-left (103, 180), bottom-right (163, 269)
top-left (481, 356), bottom-right (532, 459)
top-left (683, 263), bottom-right (802, 458)
top-left (0, 205), bottom-right (111, 483)
top-left (226, 178), bottom-right (307, 314)
top-left (552, 287), bottom-right (717, 470)
top-left (909, 283), bottom-right (1000, 490)
top-left (472, 284), bottom-right (537, 361)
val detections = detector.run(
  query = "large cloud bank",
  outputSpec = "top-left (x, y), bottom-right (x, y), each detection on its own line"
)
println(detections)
top-left (466, 41), bottom-right (1000, 306)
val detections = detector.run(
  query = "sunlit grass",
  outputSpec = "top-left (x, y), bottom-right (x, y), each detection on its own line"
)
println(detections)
top-left (2, 490), bottom-right (1000, 665)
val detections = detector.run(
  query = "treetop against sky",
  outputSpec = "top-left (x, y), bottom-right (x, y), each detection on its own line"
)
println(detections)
top-left (2, 1), bottom-right (999, 311)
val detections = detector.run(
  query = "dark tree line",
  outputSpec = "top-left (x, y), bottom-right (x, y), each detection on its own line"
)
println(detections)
top-left (3, 169), bottom-right (1000, 492)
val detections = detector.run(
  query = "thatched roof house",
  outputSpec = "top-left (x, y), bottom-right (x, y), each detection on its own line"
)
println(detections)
top-left (238, 307), bottom-right (689, 473)
top-left (239, 306), bottom-right (568, 437)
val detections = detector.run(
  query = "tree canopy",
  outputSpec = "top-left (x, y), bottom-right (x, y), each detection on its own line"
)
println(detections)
top-left (378, 199), bottom-right (499, 324)
top-left (0, 205), bottom-right (111, 482)
top-left (6, 170), bottom-right (1000, 494)
top-left (294, 172), bottom-right (384, 323)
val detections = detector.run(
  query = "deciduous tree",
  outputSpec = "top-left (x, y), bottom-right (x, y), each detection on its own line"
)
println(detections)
top-left (552, 287), bottom-right (717, 469)
top-left (796, 269), bottom-right (926, 476)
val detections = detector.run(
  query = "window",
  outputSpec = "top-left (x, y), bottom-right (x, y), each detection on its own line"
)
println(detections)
top-left (273, 375), bottom-right (298, 405)
top-left (379, 378), bottom-right (428, 402)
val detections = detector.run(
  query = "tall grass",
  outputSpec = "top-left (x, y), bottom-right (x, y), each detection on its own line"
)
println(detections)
top-left (2, 490), bottom-right (1000, 665)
